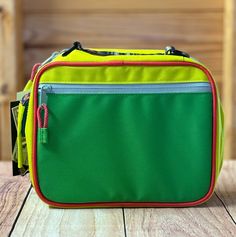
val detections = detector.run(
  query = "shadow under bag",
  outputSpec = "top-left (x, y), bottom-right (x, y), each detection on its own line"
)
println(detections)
top-left (18, 42), bottom-right (224, 208)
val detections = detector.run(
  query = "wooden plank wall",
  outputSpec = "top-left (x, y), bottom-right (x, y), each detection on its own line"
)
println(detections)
top-left (22, 0), bottom-right (224, 91)
top-left (0, 0), bottom-right (23, 160)
top-left (223, 0), bottom-right (236, 160)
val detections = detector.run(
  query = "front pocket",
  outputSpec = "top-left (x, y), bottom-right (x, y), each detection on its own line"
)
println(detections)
top-left (36, 82), bottom-right (213, 204)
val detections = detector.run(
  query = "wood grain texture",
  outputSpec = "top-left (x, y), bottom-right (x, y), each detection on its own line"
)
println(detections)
top-left (23, 0), bottom-right (223, 12)
top-left (0, 9), bottom-right (4, 161)
top-left (124, 197), bottom-right (236, 237)
top-left (0, 0), bottom-right (24, 160)
top-left (215, 160), bottom-right (236, 221)
top-left (0, 162), bottom-right (30, 237)
top-left (0, 101), bottom-right (12, 161)
top-left (11, 190), bottom-right (125, 237)
top-left (4, 161), bottom-right (236, 236)
top-left (0, 0), bottom-right (24, 97)
top-left (124, 161), bottom-right (236, 237)
top-left (24, 12), bottom-right (223, 47)
top-left (0, 161), bottom-right (12, 176)
top-left (223, 0), bottom-right (236, 160)
top-left (124, 195), bottom-right (236, 237)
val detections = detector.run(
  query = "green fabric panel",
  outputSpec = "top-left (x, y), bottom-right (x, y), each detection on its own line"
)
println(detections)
top-left (37, 92), bottom-right (212, 203)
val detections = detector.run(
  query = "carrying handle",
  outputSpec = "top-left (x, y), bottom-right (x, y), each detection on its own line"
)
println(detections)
top-left (62, 41), bottom-right (190, 58)
top-left (165, 46), bottom-right (190, 58)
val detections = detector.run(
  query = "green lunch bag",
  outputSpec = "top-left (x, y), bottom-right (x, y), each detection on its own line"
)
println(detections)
top-left (18, 42), bottom-right (224, 208)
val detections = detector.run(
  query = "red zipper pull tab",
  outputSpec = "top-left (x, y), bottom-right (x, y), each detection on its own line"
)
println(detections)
top-left (37, 103), bottom-right (49, 144)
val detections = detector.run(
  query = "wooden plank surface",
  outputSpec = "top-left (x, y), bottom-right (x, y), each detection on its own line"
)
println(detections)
top-left (215, 160), bottom-right (236, 221)
top-left (24, 12), bottom-right (223, 47)
top-left (124, 195), bottom-right (236, 237)
top-left (0, 0), bottom-right (24, 97)
top-left (8, 161), bottom-right (236, 237)
top-left (0, 162), bottom-right (31, 237)
top-left (23, 0), bottom-right (223, 12)
top-left (124, 161), bottom-right (236, 237)
top-left (0, 161), bottom-right (12, 176)
top-left (11, 190), bottom-right (125, 237)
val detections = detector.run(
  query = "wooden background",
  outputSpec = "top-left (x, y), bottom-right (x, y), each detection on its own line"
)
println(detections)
top-left (0, 0), bottom-right (23, 161)
top-left (1, 0), bottom-right (235, 160)
top-left (22, 0), bottom-right (223, 86)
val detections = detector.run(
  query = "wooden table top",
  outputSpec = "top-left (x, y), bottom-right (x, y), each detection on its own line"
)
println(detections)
top-left (0, 161), bottom-right (236, 237)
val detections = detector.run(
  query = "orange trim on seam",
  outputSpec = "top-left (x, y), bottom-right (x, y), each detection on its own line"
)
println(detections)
top-left (32, 61), bottom-right (217, 208)
top-left (30, 63), bottom-right (41, 81)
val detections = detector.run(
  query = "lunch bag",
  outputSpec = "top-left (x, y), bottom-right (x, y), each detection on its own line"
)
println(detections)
top-left (17, 42), bottom-right (224, 208)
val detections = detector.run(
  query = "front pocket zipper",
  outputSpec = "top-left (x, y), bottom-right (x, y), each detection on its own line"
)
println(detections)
top-left (37, 82), bottom-right (211, 144)
top-left (38, 82), bottom-right (211, 98)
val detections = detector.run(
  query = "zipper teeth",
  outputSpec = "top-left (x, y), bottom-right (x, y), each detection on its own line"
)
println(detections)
top-left (39, 82), bottom-right (210, 89)
top-left (38, 82), bottom-right (211, 94)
